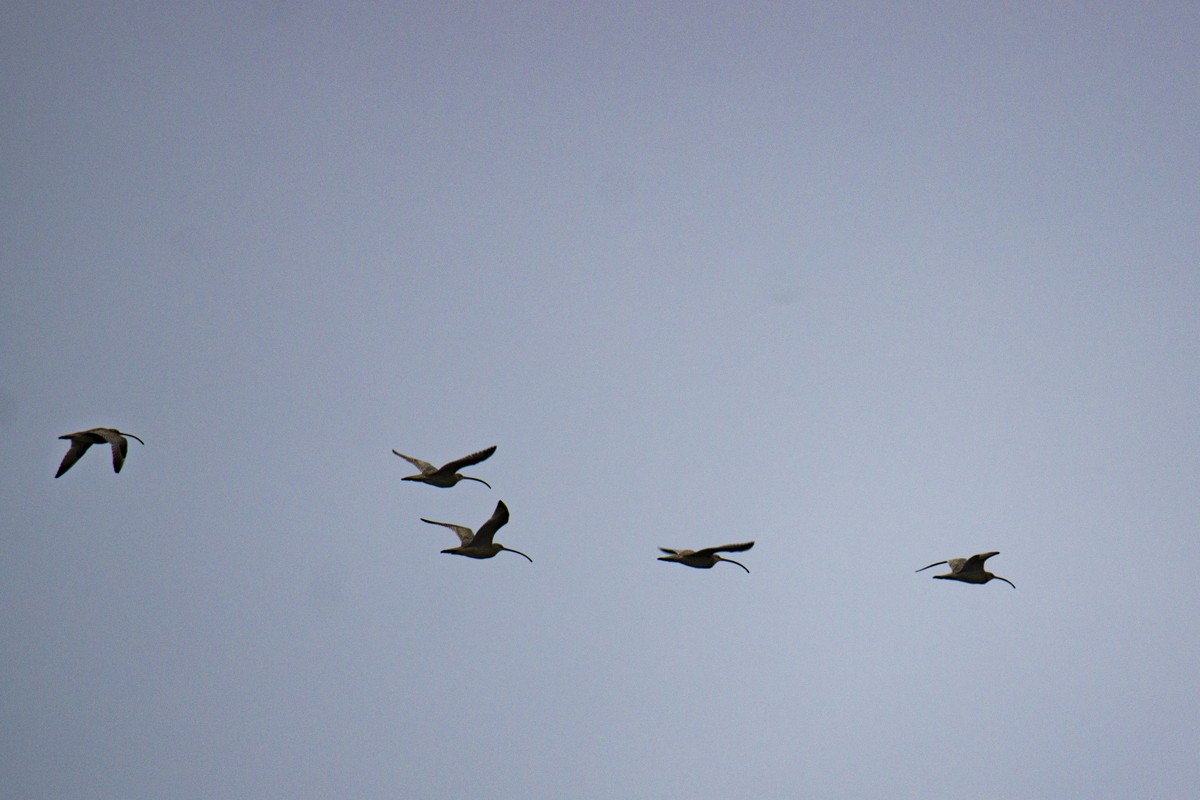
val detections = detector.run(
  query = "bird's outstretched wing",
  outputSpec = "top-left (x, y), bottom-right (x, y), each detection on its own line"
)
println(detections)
top-left (95, 429), bottom-right (128, 473)
top-left (55, 439), bottom-right (92, 478)
top-left (443, 445), bottom-right (497, 472)
top-left (393, 451), bottom-right (436, 475)
top-left (658, 547), bottom-right (681, 555)
top-left (420, 518), bottom-right (475, 545)
top-left (470, 500), bottom-right (509, 547)
top-left (915, 559), bottom-right (948, 573)
top-left (697, 541), bottom-right (755, 557)
top-left (945, 558), bottom-right (968, 574)
top-left (964, 551), bottom-right (1000, 572)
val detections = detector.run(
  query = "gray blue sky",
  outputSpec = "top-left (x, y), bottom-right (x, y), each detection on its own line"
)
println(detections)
top-left (3, 2), bottom-right (1198, 798)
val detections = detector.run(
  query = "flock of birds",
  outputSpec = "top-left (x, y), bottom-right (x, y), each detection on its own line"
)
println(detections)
top-left (54, 429), bottom-right (1016, 588)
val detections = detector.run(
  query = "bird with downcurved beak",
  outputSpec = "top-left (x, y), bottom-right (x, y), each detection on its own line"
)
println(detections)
top-left (56, 428), bottom-right (145, 477)
top-left (392, 445), bottom-right (496, 488)
top-left (421, 500), bottom-right (531, 562)
top-left (658, 541), bottom-right (754, 573)
top-left (916, 551), bottom-right (1015, 588)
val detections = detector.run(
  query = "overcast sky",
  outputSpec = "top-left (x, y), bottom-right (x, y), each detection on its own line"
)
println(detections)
top-left (3, 3), bottom-right (1198, 798)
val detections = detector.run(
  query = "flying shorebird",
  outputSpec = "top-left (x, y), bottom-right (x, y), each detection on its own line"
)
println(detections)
top-left (55, 428), bottom-right (145, 478)
top-left (392, 445), bottom-right (496, 488)
top-left (658, 541), bottom-right (754, 573)
top-left (916, 551), bottom-right (1015, 588)
top-left (420, 500), bottom-right (531, 562)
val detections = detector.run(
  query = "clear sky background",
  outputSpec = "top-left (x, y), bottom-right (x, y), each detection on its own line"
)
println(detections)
top-left (3, 3), bottom-right (1198, 798)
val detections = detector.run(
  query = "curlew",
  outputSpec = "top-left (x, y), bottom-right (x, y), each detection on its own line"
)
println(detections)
top-left (916, 551), bottom-right (1015, 588)
top-left (392, 445), bottom-right (496, 488)
top-left (56, 428), bottom-right (145, 478)
top-left (658, 541), bottom-right (754, 573)
top-left (421, 500), bottom-right (531, 562)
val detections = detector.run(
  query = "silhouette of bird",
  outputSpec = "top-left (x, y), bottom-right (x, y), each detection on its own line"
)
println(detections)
top-left (392, 445), bottom-right (495, 488)
top-left (56, 428), bottom-right (145, 478)
top-left (421, 500), bottom-right (531, 562)
top-left (658, 541), bottom-right (754, 573)
top-left (916, 551), bottom-right (1015, 588)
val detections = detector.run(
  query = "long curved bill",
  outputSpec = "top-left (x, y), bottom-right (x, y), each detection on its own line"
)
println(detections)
top-left (501, 545), bottom-right (532, 563)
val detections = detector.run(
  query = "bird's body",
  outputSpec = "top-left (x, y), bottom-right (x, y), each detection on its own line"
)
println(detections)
top-left (393, 445), bottom-right (496, 488)
top-left (421, 500), bottom-right (531, 562)
top-left (56, 428), bottom-right (145, 477)
top-left (658, 541), bottom-right (754, 572)
top-left (916, 551), bottom-right (1014, 588)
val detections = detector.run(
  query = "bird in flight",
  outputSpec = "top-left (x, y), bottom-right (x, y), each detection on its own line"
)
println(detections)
top-left (56, 428), bottom-right (145, 478)
top-left (657, 541), bottom-right (754, 573)
top-left (421, 500), bottom-right (531, 562)
top-left (392, 445), bottom-right (496, 488)
top-left (916, 551), bottom-right (1015, 588)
